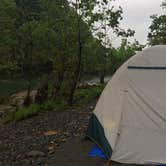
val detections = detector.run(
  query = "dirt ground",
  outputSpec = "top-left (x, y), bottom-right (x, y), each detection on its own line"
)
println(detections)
top-left (0, 101), bottom-right (140, 166)
top-left (47, 137), bottom-right (139, 166)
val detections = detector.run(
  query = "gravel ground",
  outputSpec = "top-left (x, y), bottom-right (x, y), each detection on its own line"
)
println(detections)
top-left (0, 101), bottom-right (139, 166)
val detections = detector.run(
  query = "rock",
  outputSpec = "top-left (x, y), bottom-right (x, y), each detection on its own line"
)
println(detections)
top-left (48, 145), bottom-right (55, 154)
top-left (44, 130), bottom-right (58, 136)
top-left (10, 90), bottom-right (37, 107)
top-left (27, 150), bottom-right (45, 158)
top-left (77, 82), bottom-right (98, 89)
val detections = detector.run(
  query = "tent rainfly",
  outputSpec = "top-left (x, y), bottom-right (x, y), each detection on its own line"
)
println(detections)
top-left (86, 45), bottom-right (166, 165)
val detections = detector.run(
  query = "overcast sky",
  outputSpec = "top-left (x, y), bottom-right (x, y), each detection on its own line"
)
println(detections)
top-left (111, 0), bottom-right (164, 47)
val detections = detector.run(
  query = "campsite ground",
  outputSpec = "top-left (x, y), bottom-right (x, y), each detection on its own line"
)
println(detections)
top-left (0, 101), bottom-right (138, 166)
top-left (47, 137), bottom-right (139, 166)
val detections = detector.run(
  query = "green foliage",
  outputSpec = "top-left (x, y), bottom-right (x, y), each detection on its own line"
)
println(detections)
top-left (0, 0), bottom-right (141, 106)
top-left (4, 103), bottom-right (40, 122)
top-left (148, 2), bottom-right (166, 45)
top-left (0, 61), bottom-right (19, 74)
top-left (148, 14), bottom-right (166, 45)
top-left (110, 39), bottom-right (144, 73)
top-left (162, 0), bottom-right (166, 8)
top-left (74, 84), bottom-right (106, 106)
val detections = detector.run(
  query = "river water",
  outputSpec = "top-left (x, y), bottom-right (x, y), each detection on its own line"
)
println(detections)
top-left (0, 76), bottom-right (112, 98)
top-left (86, 76), bottom-right (111, 84)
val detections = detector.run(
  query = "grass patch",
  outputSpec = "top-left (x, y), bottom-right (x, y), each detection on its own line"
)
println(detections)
top-left (4, 104), bottom-right (40, 123)
top-left (74, 84), bottom-right (106, 107)
top-left (4, 100), bottom-right (70, 123)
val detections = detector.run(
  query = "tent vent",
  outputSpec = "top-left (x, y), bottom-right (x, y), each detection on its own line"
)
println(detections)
top-left (128, 66), bottom-right (166, 70)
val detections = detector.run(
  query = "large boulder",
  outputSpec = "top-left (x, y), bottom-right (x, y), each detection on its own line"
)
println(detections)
top-left (9, 90), bottom-right (37, 107)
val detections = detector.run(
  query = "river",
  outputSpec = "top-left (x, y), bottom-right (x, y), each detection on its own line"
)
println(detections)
top-left (0, 76), bottom-right (112, 98)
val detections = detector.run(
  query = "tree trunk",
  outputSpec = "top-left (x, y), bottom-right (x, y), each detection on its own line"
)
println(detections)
top-left (52, 70), bottom-right (65, 99)
top-left (24, 26), bottom-right (33, 106)
top-left (100, 74), bottom-right (105, 84)
top-left (35, 77), bottom-right (49, 104)
top-left (24, 80), bottom-right (32, 106)
top-left (100, 19), bottom-right (107, 84)
top-left (100, 67), bottom-right (106, 84)
top-left (23, 45), bottom-right (32, 106)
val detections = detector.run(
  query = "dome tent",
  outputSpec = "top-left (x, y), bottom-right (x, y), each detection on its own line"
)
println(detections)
top-left (86, 45), bottom-right (166, 165)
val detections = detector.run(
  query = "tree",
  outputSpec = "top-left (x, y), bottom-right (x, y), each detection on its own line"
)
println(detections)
top-left (14, 0), bottom-right (46, 105)
top-left (34, 0), bottom-right (93, 102)
top-left (148, 1), bottom-right (166, 45)
top-left (33, 0), bottom-right (77, 102)
top-left (91, 1), bottom-right (134, 83)
top-left (110, 39), bottom-right (144, 74)
top-left (0, 0), bottom-right (18, 75)
top-left (66, 0), bottom-right (135, 103)
top-left (162, 0), bottom-right (166, 8)
top-left (67, 0), bottom-right (98, 104)
top-left (0, 0), bottom-right (139, 108)
top-left (148, 15), bottom-right (166, 45)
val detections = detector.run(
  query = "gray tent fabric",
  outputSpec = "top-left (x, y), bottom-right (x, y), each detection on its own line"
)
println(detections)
top-left (87, 45), bottom-right (166, 164)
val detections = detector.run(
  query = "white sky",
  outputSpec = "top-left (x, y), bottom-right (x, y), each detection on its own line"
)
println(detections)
top-left (111, 0), bottom-right (164, 47)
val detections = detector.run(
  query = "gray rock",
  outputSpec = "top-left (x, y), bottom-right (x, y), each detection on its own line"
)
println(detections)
top-left (27, 150), bottom-right (45, 158)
